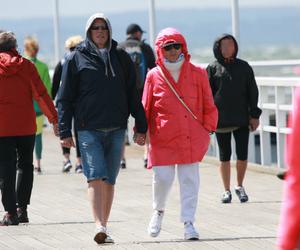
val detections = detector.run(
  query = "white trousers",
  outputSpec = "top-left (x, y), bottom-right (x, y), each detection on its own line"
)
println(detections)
top-left (152, 162), bottom-right (200, 223)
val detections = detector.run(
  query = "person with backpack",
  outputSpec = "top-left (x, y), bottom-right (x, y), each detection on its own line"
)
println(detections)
top-left (57, 13), bottom-right (147, 244)
top-left (119, 23), bottom-right (156, 169)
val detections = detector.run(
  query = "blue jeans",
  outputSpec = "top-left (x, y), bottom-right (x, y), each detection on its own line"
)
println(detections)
top-left (78, 129), bottom-right (125, 185)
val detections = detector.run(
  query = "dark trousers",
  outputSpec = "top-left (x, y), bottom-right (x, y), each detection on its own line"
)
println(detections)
top-left (0, 135), bottom-right (35, 214)
top-left (215, 126), bottom-right (249, 162)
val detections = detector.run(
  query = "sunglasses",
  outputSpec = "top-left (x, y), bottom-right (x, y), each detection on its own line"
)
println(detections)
top-left (163, 43), bottom-right (182, 51)
top-left (90, 25), bottom-right (108, 31)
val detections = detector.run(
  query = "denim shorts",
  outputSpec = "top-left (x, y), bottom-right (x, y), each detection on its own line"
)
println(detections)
top-left (77, 129), bottom-right (125, 185)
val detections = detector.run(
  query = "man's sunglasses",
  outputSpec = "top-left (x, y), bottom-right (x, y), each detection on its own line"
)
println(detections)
top-left (163, 43), bottom-right (182, 51)
top-left (90, 25), bottom-right (108, 31)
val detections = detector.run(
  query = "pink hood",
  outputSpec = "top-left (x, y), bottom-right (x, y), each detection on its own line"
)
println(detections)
top-left (155, 28), bottom-right (190, 68)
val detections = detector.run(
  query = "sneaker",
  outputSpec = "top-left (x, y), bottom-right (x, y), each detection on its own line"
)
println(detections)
top-left (34, 167), bottom-right (42, 174)
top-left (148, 210), bottom-right (164, 237)
top-left (17, 208), bottom-right (29, 223)
top-left (62, 160), bottom-right (72, 173)
top-left (104, 234), bottom-right (114, 244)
top-left (0, 213), bottom-right (19, 226)
top-left (144, 158), bottom-right (148, 168)
top-left (94, 225), bottom-right (107, 244)
top-left (221, 190), bottom-right (232, 203)
top-left (235, 186), bottom-right (249, 203)
top-left (75, 164), bottom-right (83, 173)
top-left (120, 159), bottom-right (126, 169)
top-left (184, 221), bottom-right (199, 240)
top-left (277, 171), bottom-right (287, 180)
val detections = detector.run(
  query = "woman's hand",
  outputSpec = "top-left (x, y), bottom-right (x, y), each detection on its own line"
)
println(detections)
top-left (53, 123), bottom-right (60, 137)
top-left (249, 118), bottom-right (259, 131)
top-left (133, 133), bottom-right (146, 146)
top-left (60, 137), bottom-right (75, 148)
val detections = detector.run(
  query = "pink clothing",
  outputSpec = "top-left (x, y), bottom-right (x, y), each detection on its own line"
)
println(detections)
top-left (277, 87), bottom-right (300, 250)
top-left (142, 28), bottom-right (218, 168)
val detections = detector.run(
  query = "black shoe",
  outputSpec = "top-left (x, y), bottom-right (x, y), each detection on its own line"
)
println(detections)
top-left (277, 171), bottom-right (287, 180)
top-left (235, 186), bottom-right (249, 203)
top-left (120, 159), bottom-right (126, 169)
top-left (62, 160), bottom-right (72, 173)
top-left (17, 208), bottom-right (29, 223)
top-left (0, 213), bottom-right (19, 226)
top-left (34, 167), bottom-right (42, 174)
top-left (144, 158), bottom-right (148, 168)
top-left (75, 164), bottom-right (83, 174)
top-left (221, 190), bottom-right (232, 203)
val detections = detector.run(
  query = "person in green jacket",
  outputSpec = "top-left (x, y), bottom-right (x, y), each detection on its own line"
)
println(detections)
top-left (23, 36), bottom-right (52, 173)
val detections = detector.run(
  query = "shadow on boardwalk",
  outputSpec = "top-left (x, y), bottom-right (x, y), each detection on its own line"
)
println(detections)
top-left (0, 131), bottom-right (283, 250)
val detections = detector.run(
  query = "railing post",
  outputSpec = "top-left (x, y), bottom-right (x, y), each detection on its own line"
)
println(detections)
top-left (259, 85), bottom-right (272, 166)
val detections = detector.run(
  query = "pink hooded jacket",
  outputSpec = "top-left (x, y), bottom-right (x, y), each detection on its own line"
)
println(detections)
top-left (142, 28), bottom-right (218, 168)
top-left (277, 87), bottom-right (300, 250)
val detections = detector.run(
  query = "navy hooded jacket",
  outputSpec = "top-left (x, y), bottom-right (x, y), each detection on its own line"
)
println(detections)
top-left (57, 13), bottom-right (147, 139)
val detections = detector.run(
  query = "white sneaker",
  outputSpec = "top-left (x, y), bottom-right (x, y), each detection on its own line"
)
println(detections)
top-left (184, 221), bottom-right (199, 240)
top-left (94, 225), bottom-right (107, 244)
top-left (104, 234), bottom-right (114, 244)
top-left (148, 210), bottom-right (164, 237)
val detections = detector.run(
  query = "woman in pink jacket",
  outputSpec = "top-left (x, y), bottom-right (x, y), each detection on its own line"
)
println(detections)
top-left (142, 28), bottom-right (218, 240)
top-left (277, 87), bottom-right (300, 250)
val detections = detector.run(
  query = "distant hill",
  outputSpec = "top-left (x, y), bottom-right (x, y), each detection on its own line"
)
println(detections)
top-left (1, 7), bottom-right (300, 65)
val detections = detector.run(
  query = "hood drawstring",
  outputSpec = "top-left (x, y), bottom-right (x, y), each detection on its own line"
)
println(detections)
top-left (107, 53), bottom-right (115, 77)
top-left (84, 13), bottom-right (116, 78)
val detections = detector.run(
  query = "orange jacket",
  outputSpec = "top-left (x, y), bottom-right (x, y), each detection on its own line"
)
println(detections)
top-left (0, 50), bottom-right (57, 136)
top-left (142, 28), bottom-right (218, 168)
top-left (277, 87), bottom-right (300, 250)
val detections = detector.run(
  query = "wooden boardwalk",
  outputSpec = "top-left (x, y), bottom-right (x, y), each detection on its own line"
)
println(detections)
top-left (0, 130), bottom-right (283, 249)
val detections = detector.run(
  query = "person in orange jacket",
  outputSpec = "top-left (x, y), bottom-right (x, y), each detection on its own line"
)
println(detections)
top-left (277, 87), bottom-right (300, 250)
top-left (0, 31), bottom-right (58, 226)
top-left (142, 27), bottom-right (218, 240)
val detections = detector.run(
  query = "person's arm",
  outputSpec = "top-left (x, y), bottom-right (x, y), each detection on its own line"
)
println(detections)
top-left (119, 50), bottom-right (148, 134)
top-left (277, 88), bottom-right (300, 250)
top-left (56, 54), bottom-right (78, 140)
top-left (28, 62), bottom-right (58, 135)
top-left (246, 64), bottom-right (262, 130)
top-left (206, 64), bottom-right (217, 97)
top-left (200, 70), bottom-right (218, 132)
top-left (247, 66), bottom-right (261, 119)
top-left (51, 61), bottom-right (63, 100)
top-left (41, 63), bottom-right (52, 96)
top-left (142, 43), bottom-right (156, 70)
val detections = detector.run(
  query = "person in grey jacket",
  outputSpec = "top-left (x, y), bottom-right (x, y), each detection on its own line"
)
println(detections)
top-left (207, 34), bottom-right (261, 204)
top-left (57, 13), bottom-right (147, 244)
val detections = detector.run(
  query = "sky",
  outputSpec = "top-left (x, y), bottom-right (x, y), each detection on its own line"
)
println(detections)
top-left (1, 0), bottom-right (300, 19)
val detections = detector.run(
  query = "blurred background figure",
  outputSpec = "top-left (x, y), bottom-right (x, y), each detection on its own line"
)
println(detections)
top-left (52, 35), bottom-right (83, 173)
top-left (119, 23), bottom-right (156, 169)
top-left (207, 34), bottom-right (262, 204)
top-left (0, 31), bottom-right (58, 226)
top-left (23, 36), bottom-right (52, 173)
top-left (277, 87), bottom-right (300, 250)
